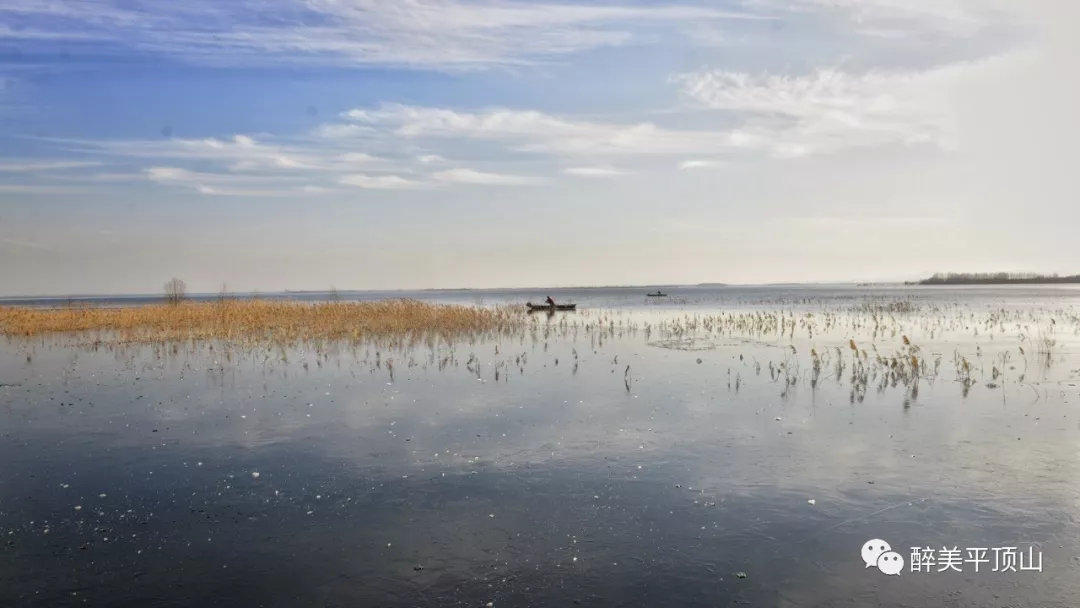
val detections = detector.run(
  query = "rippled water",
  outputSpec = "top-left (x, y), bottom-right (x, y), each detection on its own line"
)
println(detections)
top-left (2, 287), bottom-right (1080, 607)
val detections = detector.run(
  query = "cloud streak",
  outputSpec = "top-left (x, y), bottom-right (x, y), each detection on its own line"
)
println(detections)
top-left (143, 165), bottom-right (319, 196)
top-left (563, 166), bottom-right (627, 177)
top-left (432, 168), bottom-right (542, 186)
top-left (678, 159), bottom-right (726, 170)
top-left (674, 66), bottom-right (959, 156)
top-left (26, 68), bottom-right (971, 201)
top-left (752, 0), bottom-right (1014, 39)
top-left (1, 0), bottom-right (767, 71)
top-left (343, 103), bottom-right (738, 156)
top-left (339, 173), bottom-right (425, 190)
top-left (42, 128), bottom-right (558, 194)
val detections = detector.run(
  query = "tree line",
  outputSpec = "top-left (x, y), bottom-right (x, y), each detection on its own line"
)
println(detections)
top-left (911, 272), bottom-right (1080, 285)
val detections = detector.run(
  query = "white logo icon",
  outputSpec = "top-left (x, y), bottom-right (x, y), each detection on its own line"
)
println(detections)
top-left (861, 539), bottom-right (892, 568)
top-left (877, 551), bottom-right (904, 575)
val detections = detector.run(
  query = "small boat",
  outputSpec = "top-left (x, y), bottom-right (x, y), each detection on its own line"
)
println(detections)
top-left (526, 302), bottom-right (577, 311)
top-left (646, 292), bottom-right (668, 297)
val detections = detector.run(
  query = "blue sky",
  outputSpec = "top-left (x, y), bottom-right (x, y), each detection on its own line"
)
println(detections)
top-left (1, 0), bottom-right (1077, 295)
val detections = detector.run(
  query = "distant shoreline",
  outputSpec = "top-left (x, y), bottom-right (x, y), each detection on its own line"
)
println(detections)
top-left (8, 279), bottom-right (1080, 300)
top-left (908, 273), bottom-right (1080, 286)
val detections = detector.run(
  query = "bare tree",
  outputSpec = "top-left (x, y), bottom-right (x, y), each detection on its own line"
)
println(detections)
top-left (164, 277), bottom-right (187, 305)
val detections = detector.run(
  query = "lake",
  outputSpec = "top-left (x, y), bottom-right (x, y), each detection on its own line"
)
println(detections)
top-left (2, 285), bottom-right (1079, 607)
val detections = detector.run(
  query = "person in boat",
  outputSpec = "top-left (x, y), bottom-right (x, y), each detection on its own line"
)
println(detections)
top-left (545, 296), bottom-right (556, 307)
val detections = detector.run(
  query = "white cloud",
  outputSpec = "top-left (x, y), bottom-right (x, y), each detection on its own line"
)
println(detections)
top-left (45, 105), bottom-right (737, 191)
top-left (227, 160), bottom-right (261, 172)
top-left (563, 166), bottom-right (626, 177)
top-left (299, 185), bottom-right (336, 194)
top-left (1, 0), bottom-right (766, 71)
top-left (144, 166), bottom-right (306, 196)
top-left (49, 74), bottom-right (966, 200)
top-left (345, 103), bottom-right (732, 156)
top-left (432, 168), bottom-right (542, 185)
top-left (339, 173), bottom-right (424, 190)
top-left (313, 123), bottom-right (377, 139)
top-left (346, 104), bottom-right (582, 137)
top-left (63, 133), bottom-right (409, 180)
top-left (41, 131), bottom-right (443, 196)
top-left (344, 98), bottom-right (950, 159)
top-left (147, 166), bottom-right (273, 184)
top-left (678, 159), bottom-right (726, 170)
top-left (145, 166), bottom-right (189, 182)
top-left (337, 152), bottom-right (381, 163)
top-left (194, 185), bottom-right (293, 197)
top-left (70, 134), bottom-right (317, 169)
top-left (674, 67), bottom-right (958, 157)
top-left (25, 55), bottom-right (993, 204)
top-left (753, 0), bottom-right (1013, 38)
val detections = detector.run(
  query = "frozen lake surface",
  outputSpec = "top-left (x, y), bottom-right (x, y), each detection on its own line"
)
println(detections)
top-left (2, 285), bottom-right (1080, 607)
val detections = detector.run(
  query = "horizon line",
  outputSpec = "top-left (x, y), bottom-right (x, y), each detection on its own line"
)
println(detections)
top-left (0, 281), bottom-right (915, 300)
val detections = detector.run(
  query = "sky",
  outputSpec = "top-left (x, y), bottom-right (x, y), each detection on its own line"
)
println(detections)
top-left (0, 0), bottom-right (1077, 296)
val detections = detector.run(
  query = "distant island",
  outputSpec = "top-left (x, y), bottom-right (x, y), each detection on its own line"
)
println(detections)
top-left (696, 283), bottom-right (728, 287)
top-left (907, 272), bottom-right (1080, 285)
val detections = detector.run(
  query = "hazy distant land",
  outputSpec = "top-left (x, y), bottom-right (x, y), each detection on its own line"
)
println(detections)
top-left (910, 272), bottom-right (1080, 285)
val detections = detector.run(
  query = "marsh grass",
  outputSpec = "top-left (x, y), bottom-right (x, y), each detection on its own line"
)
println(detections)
top-left (3, 295), bottom-right (1076, 402)
top-left (0, 299), bottom-right (527, 346)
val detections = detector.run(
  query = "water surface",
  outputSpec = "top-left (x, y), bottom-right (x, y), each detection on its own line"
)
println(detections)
top-left (2, 286), bottom-right (1080, 606)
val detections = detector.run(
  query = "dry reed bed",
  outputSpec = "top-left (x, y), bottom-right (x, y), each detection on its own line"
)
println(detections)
top-left (0, 299), bottom-right (528, 345)
top-left (4, 298), bottom-right (1074, 402)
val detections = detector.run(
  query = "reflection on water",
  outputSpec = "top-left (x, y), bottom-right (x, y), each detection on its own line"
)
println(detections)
top-left (2, 290), bottom-right (1080, 606)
